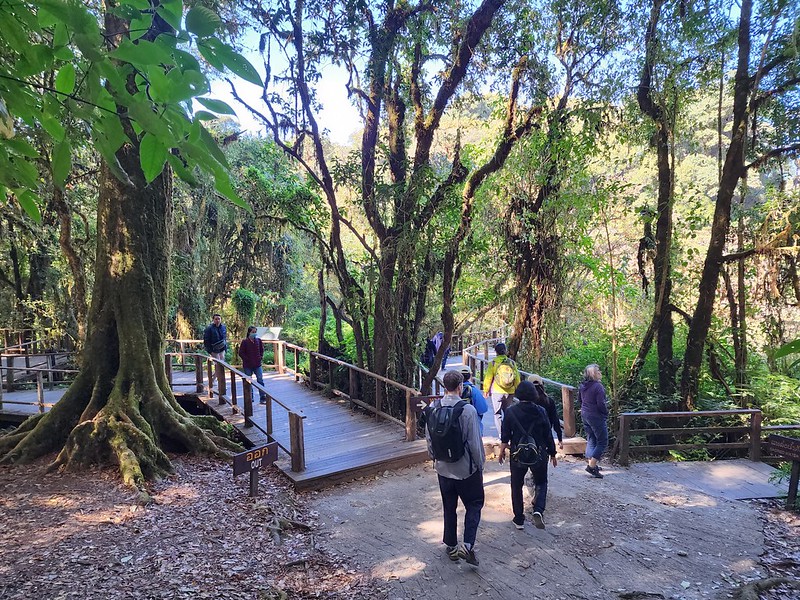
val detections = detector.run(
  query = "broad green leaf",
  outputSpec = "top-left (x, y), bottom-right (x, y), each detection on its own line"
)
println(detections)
top-left (198, 125), bottom-right (229, 168)
top-left (5, 138), bottom-right (39, 158)
top-left (185, 6), bottom-right (222, 37)
top-left (130, 13), bottom-right (153, 41)
top-left (0, 12), bottom-right (32, 53)
top-left (217, 46), bottom-right (263, 87)
top-left (214, 171), bottom-right (248, 210)
top-left (196, 97), bottom-right (236, 115)
top-left (14, 189), bottom-right (41, 222)
top-left (53, 22), bottom-right (69, 46)
top-left (166, 152), bottom-right (199, 186)
top-left (40, 114), bottom-right (65, 141)
top-left (55, 64), bottom-right (77, 96)
top-left (139, 133), bottom-right (168, 183)
top-left (127, 101), bottom-right (171, 139)
top-left (165, 68), bottom-right (209, 102)
top-left (775, 339), bottom-right (800, 359)
top-left (52, 139), bottom-right (72, 189)
top-left (74, 33), bottom-right (104, 61)
top-left (156, 0), bottom-right (182, 30)
top-left (54, 46), bottom-right (74, 61)
top-left (197, 40), bottom-right (225, 71)
top-left (111, 39), bottom-right (173, 66)
top-left (194, 111), bottom-right (218, 121)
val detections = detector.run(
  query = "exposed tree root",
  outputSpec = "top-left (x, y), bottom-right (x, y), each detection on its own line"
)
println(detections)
top-left (726, 577), bottom-right (800, 600)
top-left (1, 369), bottom-right (240, 493)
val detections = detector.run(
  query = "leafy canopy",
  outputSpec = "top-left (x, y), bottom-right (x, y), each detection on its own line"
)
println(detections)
top-left (0, 0), bottom-right (264, 221)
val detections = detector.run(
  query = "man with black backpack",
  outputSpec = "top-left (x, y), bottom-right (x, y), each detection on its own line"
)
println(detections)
top-left (425, 370), bottom-right (485, 566)
top-left (498, 380), bottom-right (557, 531)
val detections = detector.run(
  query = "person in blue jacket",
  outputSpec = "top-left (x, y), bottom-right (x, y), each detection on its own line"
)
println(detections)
top-left (460, 366), bottom-right (488, 435)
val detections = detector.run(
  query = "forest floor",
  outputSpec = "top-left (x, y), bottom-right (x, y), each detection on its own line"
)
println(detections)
top-left (0, 455), bottom-right (797, 600)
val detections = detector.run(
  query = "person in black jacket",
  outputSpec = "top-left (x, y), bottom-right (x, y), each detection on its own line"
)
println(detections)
top-left (528, 374), bottom-right (564, 451)
top-left (499, 381), bottom-right (557, 530)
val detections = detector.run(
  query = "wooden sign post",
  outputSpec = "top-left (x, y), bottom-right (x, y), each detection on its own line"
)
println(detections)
top-left (233, 442), bottom-right (278, 497)
top-left (768, 435), bottom-right (800, 510)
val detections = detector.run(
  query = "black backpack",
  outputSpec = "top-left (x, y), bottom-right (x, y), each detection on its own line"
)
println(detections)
top-left (425, 400), bottom-right (467, 463)
top-left (508, 407), bottom-right (548, 467)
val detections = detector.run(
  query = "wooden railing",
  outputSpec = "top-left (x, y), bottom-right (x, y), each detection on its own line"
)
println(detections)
top-left (617, 410), bottom-right (765, 466)
top-left (461, 337), bottom-right (578, 438)
top-left (164, 351), bottom-right (306, 472)
top-left (1, 349), bottom-right (76, 395)
top-left (0, 363), bottom-right (79, 413)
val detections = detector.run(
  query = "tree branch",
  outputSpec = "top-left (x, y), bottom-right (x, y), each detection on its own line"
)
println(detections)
top-left (744, 143), bottom-right (800, 171)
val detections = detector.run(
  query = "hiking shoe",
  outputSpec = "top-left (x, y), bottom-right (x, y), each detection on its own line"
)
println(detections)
top-left (259, 399), bottom-right (267, 405)
top-left (458, 544), bottom-right (479, 566)
top-left (532, 511), bottom-right (545, 529)
top-left (446, 545), bottom-right (460, 561)
top-left (512, 519), bottom-right (524, 530)
top-left (586, 465), bottom-right (603, 478)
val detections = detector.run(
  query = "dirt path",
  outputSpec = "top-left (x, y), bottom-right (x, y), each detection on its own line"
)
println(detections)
top-left (311, 456), bottom-right (792, 600)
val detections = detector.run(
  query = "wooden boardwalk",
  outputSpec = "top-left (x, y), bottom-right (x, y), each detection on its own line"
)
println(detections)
top-left (173, 370), bottom-right (431, 491)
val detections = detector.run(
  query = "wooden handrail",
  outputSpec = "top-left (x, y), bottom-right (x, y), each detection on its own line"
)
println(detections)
top-left (617, 410), bottom-right (765, 466)
top-left (165, 351), bottom-right (306, 471)
top-left (461, 336), bottom-right (578, 438)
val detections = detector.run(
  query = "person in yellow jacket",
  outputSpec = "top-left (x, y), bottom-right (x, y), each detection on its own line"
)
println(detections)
top-left (482, 343), bottom-right (521, 435)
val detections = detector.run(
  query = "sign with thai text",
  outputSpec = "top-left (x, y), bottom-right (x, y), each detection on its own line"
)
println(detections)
top-left (769, 435), bottom-right (800, 462)
top-left (233, 442), bottom-right (278, 476)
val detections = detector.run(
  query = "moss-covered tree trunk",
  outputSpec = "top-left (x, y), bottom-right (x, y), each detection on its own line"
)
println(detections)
top-left (0, 116), bottom-right (236, 497)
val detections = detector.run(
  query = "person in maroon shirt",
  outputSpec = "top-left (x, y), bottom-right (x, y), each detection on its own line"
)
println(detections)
top-left (237, 326), bottom-right (267, 404)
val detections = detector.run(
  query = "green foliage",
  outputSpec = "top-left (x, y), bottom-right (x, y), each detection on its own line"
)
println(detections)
top-left (231, 288), bottom-right (259, 327)
top-left (0, 0), bottom-right (264, 220)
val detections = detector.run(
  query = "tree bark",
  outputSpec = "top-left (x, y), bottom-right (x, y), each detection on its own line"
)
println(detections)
top-left (680, 0), bottom-right (753, 408)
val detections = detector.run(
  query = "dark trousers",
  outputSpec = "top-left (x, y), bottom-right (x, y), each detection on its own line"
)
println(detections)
top-left (438, 469), bottom-right (485, 547)
top-left (509, 459), bottom-right (548, 524)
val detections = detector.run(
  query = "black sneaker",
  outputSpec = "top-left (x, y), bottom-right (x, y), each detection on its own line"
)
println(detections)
top-left (532, 511), bottom-right (545, 529)
top-left (446, 545), bottom-right (460, 561)
top-left (512, 518), bottom-right (524, 530)
top-left (586, 465), bottom-right (603, 478)
top-left (259, 398), bottom-right (267, 405)
top-left (458, 544), bottom-right (479, 566)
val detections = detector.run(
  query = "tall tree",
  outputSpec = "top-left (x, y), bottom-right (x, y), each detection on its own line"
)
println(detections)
top-left (0, 0), bottom-right (260, 492)
top-left (680, 0), bottom-right (800, 408)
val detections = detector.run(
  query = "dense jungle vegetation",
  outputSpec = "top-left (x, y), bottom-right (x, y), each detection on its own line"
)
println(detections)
top-left (0, 0), bottom-right (798, 486)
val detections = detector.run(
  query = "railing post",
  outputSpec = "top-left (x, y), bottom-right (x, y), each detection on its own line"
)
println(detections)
top-left (229, 370), bottom-right (237, 408)
top-left (309, 353), bottom-right (317, 386)
top-left (562, 386), bottom-right (577, 438)
top-left (749, 410), bottom-right (763, 461)
top-left (179, 342), bottom-right (186, 371)
top-left (216, 362), bottom-right (225, 405)
top-left (483, 342), bottom-right (489, 361)
top-left (206, 358), bottom-right (213, 396)
top-left (289, 412), bottom-right (305, 472)
top-left (6, 355), bottom-right (14, 392)
top-left (348, 367), bottom-right (358, 409)
top-left (195, 355), bottom-right (204, 393)
top-left (243, 380), bottom-right (253, 426)
top-left (405, 390), bottom-right (416, 441)
top-left (0, 365), bottom-right (4, 407)
top-left (328, 361), bottom-right (335, 396)
top-left (265, 394), bottom-right (273, 436)
top-left (36, 370), bottom-right (45, 413)
top-left (164, 355), bottom-right (173, 385)
top-left (619, 414), bottom-right (631, 466)
top-left (294, 347), bottom-right (300, 381)
top-left (277, 341), bottom-right (285, 374)
top-left (48, 353), bottom-right (56, 391)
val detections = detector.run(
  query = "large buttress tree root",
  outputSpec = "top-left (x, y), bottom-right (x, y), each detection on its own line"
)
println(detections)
top-left (0, 113), bottom-right (241, 493)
